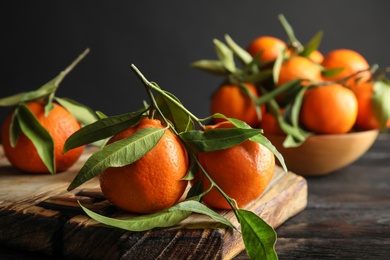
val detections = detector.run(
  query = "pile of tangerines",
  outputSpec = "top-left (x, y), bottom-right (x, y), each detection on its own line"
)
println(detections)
top-left (193, 15), bottom-right (390, 147)
top-left (0, 52), bottom-right (281, 257)
top-left (2, 14), bottom-right (389, 258)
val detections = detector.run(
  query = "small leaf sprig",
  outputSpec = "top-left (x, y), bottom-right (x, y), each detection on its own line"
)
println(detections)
top-left (64, 64), bottom-right (287, 259)
top-left (0, 48), bottom-right (98, 174)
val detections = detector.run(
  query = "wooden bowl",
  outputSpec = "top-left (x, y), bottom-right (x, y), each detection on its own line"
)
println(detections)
top-left (265, 130), bottom-right (379, 176)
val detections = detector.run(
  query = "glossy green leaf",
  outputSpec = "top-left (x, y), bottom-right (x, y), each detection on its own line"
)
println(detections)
top-left (55, 97), bottom-right (98, 126)
top-left (289, 87), bottom-right (306, 128)
top-left (224, 34), bottom-right (252, 65)
top-left (300, 31), bottom-right (323, 57)
top-left (79, 200), bottom-right (235, 232)
top-left (322, 67), bottom-right (344, 78)
top-left (256, 79), bottom-right (302, 105)
top-left (272, 49), bottom-right (285, 84)
top-left (278, 14), bottom-right (303, 53)
top-left (181, 156), bottom-right (197, 181)
top-left (9, 111), bottom-right (21, 147)
top-left (372, 80), bottom-right (390, 132)
top-left (16, 105), bottom-right (55, 174)
top-left (214, 115), bottom-right (288, 173)
top-left (186, 178), bottom-right (203, 198)
top-left (179, 127), bottom-right (263, 152)
top-left (0, 92), bottom-right (29, 107)
top-left (0, 49), bottom-right (89, 107)
top-left (63, 109), bottom-right (146, 153)
top-left (67, 127), bottom-right (166, 190)
top-left (238, 209), bottom-right (277, 260)
top-left (213, 38), bottom-right (236, 73)
top-left (44, 92), bottom-right (55, 117)
top-left (156, 91), bottom-right (194, 133)
top-left (190, 60), bottom-right (228, 75)
top-left (79, 201), bottom-right (191, 232)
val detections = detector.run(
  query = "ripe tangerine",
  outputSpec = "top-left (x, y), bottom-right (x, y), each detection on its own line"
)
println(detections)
top-left (98, 118), bottom-right (189, 214)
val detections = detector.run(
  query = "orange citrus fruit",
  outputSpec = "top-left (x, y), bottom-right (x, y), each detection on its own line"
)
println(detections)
top-left (98, 118), bottom-right (189, 214)
top-left (247, 36), bottom-right (287, 62)
top-left (1, 101), bottom-right (84, 173)
top-left (321, 49), bottom-right (371, 89)
top-left (354, 81), bottom-right (390, 130)
top-left (211, 83), bottom-right (263, 127)
top-left (260, 111), bottom-right (285, 135)
top-left (308, 50), bottom-right (324, 64)
top-left (277, 55), bottom-right (323, 86)
top-left (197, 121), bottom-right (275, 209)
top-left (300, 83), bottom-right (358, 134)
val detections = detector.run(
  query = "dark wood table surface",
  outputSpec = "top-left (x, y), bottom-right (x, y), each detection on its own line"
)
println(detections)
top-left (236, 132), bottom-right (390, 259)
top-left (1, 133), bottom-right (389, 259)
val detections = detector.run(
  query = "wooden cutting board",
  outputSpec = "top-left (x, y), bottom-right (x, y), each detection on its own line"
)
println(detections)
top-left (0, 145), bottom-right (307, 259)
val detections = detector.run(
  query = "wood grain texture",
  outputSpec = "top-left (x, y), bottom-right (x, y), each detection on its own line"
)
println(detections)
top-left (236, 133), bottom-right (390, 259)
top-left (0, 145), bottom-right (307, 259)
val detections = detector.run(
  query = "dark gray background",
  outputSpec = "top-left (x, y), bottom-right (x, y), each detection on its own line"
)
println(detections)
top-left (1, 1), bottom-right (390, 129)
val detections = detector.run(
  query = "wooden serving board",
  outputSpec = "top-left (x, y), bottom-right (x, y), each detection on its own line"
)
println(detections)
top-left (0, 146), bottom-right (307, 259)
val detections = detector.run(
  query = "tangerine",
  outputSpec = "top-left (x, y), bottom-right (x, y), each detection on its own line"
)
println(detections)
top-left (277, 55), bottom-right (323, 86)
top-left (321, 49), bottom-right (371, 89)
top-left (247, 36), bottom-right (287, 62)
top-left (354, 81), bottom-right (390, 130)
top-left (197, 121), bottom-right (275, 209)
top-left (308, 50), bottom-right (324, 64)
top-left (300, 83), bottom-right (358, 134)
top-left (260, 111), bottom-right (285, 135)
top-left (1, 101), bottom-right (84, 173)
top-left (98, 118), bottom-right (189, 214)
top-left (211, 83), bottom-right (263, 127)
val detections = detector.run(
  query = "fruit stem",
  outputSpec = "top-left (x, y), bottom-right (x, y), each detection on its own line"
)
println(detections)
top-left (278, 14), bottom-right (304, 53)
top-left (130, 64), bottom-right (206, 130)
top-left (193, 155), bottom-right (241, 219)
top-left (56, 48), bottom-right (90, 86)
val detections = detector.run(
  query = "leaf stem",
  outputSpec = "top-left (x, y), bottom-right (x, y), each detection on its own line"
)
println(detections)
top-left (130, 64), bottom-right (206, 130)
top-left (192, 154), bottom-right (240, 220)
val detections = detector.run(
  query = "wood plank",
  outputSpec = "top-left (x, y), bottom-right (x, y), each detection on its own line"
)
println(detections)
top-left (0, 145), bottom-right (307, 259)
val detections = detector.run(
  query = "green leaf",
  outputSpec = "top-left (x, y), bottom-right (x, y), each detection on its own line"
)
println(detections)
top-left (372, 80), bottom-right (390, 132)
top-left (96, 110), bottom-right (108, 119)
top-left (0, 49), bottom-right (89, 107)
top-left (185, 178), bottom-right (203, 198)
top-left (237, 209), bottom-right (277, 260)
top-left (256, 79), bottom-right (302, 105)
top-left (156, 91), bottom-right (194, 133)
top-left (181, 156), bottom-right (197, 181)
top-left (215, 115), bottom-right (288, 173)
top-left (179, 127), bottom-right (263, 152)
top-left (224, 34), bottom-right (252, 65)
top-left (300, 31), bottom-right (323, 58)
top-left (322, 67), bottom-right (344, 78)
top-left (213, 38), bottom-right (236, 73)
top-left (16, 105), bottom-right (55, 174)
top-left (44, 92), bottom-right (55, 117)
top-left (63, 109), bottom-right (146, 153)
top-left (272, 49), bottom-right (285, 84)
top-left (0, 92), bottom-right (29, 107)
top-left (190, 60), bottom-right (228, 75)
top-left (79, 200), bottom-right (235, 232)
top-left (79, 201), bottom-right (191, 232)
top-left (278, 14), bottom-right (303, 52)
top-left (67, 127), bottom-right (166, 190)
top-left (55, 97), bottom-right (98, 126)
top-left (9, 111), bottom-right (21, 147)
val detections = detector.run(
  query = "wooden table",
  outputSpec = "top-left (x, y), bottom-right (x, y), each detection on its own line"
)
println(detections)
top-left (1, 133), bottom-right (389, 259)
top-left (236, 132), bottom-right (390, 259)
